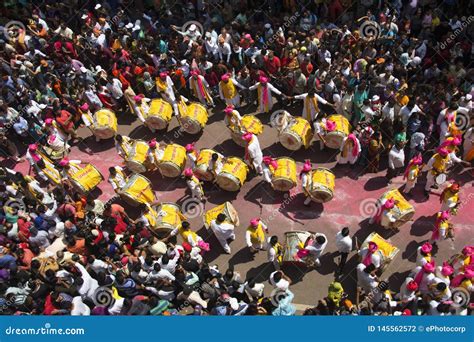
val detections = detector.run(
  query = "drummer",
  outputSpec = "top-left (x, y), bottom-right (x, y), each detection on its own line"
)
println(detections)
top-left (359, 241), bottom-right (381, 269)
top-left (248, 76), bottom-right (284, 114)
top-left (209, 213), bottom-right (236, 254)
top-left (185, 144), bottom-right (198, 169)
top-left (337, 133), bottom-right (361, 166)
top-left (314, 116), bottom-right (337, 150)
top-left (57, 157), bottom-right (83, 181)
top-left (293, 89), bottom-right (336, 122)
top-left (262, 156), bottom-right (278, 185)
top-left (430, 210), bottom-right (451, 243)
top-left (155, 71), bottom-right (180, 116)
top-left (115, 134), bottom-right (133, 159)
top-left (133, 94), bottom-right (154, 131)
top-left (304, 233), bottom-right (328, 267)
top-left (245, 218), bottom-right (268, 253)
top-left (25, 144), bottom-right (49, 182)
top-left (267, 235), bottom-right (284, 270)
top-left (188, 70), bottom-right (214, 108)
top-left (224, 105), bottom-right (243, 131)
top-left (416, 242), bottom-right (433, 267)
top-left (439, 182), bottom-right (460, 214)
top-left (403, 153), bottom-right (423, 197)
top-left (147, 139), bottom-right (164, 169)
top-left (243, 132), bottom-right (263, 175)
top-left (219, 73), bottom-right (246, 108)
top-left (300, 160), bottom-right (313, 206)
top-left (369, 197), bottom-right (398, 228)
top-left (208, 152), bottom-right (224, 178)
top-left (168, 221), bottom-right (209, 251)
top-left (184, 168), bottom-right (204, 202)
top-left (135, 203), bottom-right (160, 230)
top-left (108, 166), bottom-right (128, 193)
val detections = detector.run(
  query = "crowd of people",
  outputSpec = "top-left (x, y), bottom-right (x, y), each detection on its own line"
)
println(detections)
top-left (0, 0), bottom-right (473, 316)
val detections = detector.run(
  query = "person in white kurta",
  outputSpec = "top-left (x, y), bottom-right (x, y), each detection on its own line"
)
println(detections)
top-left (243, 132), bottom-right (263, 174)
top-left (337, 133), bottom-right (361, 165)
top-left (224, 106), bottom-right (243, 130)
top-left (248, 76), bottom-right (283, 113)
top-left (185, 144), bottom-right (198, 169)
top-left (25, 144), bottom-right (49, 182)
top-left (218, 74), bottom-right (246, 107)
top-left (108, 166), bottom-right (127, 192)
top-left (436, 103), bottom-right (458, 145)
top-left (210, 213), bottom-right (236, 254)
top-left (262, 156), bottom-right (276, 184)
top-left (188, 70), bottom-right (214, 107)
top-left (133, 95), bottom-right (157, 131)
top-left (293, 90), bottom-right (334, 122)
top-left (184, 168), bottom-right (204, 201)
top-left (403, 154), bottom-right (423, 195)
top-left (155, 72), bottom-right (179, 116)
top-left (300, 161), bottom-right (312, 206)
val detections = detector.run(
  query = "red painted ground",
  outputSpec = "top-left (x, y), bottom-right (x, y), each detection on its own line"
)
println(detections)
top-left (10, 102), bottom-right (474, 306)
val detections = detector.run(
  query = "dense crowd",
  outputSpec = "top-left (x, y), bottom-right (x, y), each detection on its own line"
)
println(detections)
top-left (0, 0), bottom-right (473, 316)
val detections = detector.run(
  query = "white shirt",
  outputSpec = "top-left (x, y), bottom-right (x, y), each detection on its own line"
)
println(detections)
top-left (388, 146), bottom-right (405, 169)
top-left (335, 232), bottom-right (352, 253)
top-left (269, 271), bottom-right (290, 291)
top-left (71, 296), bottom-right (91, 316)
top-left (357, 263), bottom-right (378, 293)
top-left (210, 220), bottom-right (235, 239)
top-left (400, 104), bottom-right (421, 126)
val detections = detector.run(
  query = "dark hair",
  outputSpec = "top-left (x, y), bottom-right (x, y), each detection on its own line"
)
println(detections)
top-left (269, 235), bottom-right (278, 246)
top-left (216, 213), bottom-right (226, 222)
top-left (436, 282), bottom-right (447, 291)
top-left (181, 221), bottom-right (190, 229)
top-left (273, 271), bottom-right (282, 283)
top-left (364, 264), bottom-right (376, 273)
top-left (341, 227), bottom-right (350, 236)
top-left (316, 235), bottom-right (326, 245)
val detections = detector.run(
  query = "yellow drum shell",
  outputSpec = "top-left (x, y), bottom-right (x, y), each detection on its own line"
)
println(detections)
top-left (325, 115), bottom-right (351, 149)
top-left (93, 109), bottom-right (118, 139)
top-left (68, 163), bottom-right (103, 194)
top-left (282, 231), bottom-right (313, 263)
top-left (151, 202), bottom-right (186, 238)
top-left (147, 99), bottom-right (172, 130)
top-left (125, 140), bottom-right (150, 174)
top-left (272, 157), bottom-right (297, 192)
top-left (379, 188), bottom-right (415, 228)
top-left (230, 115), bottom-right (264, 147)
top-left (279, 117), bottom-right (313, 151)
top-left (194, 148), bottom-right (218, 182)
top-left (180, 103), bottom-right (208, 134)
top-left (216, 157), bottom-right (248, 191)
top-left (308, 167), bottom-right (335, 203)
top-left (360, 232), bottom-right (400, 272)
top-left (119, 174), bottom-right (155, 207)
top-left (203, 202), bottom-right (240, 229)
top-left (158, 144), bottom-right (186, 177)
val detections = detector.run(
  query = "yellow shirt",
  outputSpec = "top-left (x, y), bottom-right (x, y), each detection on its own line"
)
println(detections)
top-left (247, 224), bottom-right (266, 244)
top-left (220, 80), bottom-right (237, 99)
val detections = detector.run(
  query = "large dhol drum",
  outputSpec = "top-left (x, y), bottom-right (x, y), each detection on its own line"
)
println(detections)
top-left (325, 115), bottom-right (350, 149)
top-left (308, 167), bottom-right (335, 203)
top-left (361, 232), bottom-right (399, 272)
top-left (125, 140), bottom-right (150, 174)
top-left (378, 188), bottom-right (415, 228)
top-left (68, 163), bottom-right (103, 194)
top-left (93, 109), bottom-right (118, 139)
top-left (272, 157), bottom-right (297, 191)
top-left (151, 202), bottom-right (186, 238)
top-left (230, 115), bottom-right (264, 147)
top-left (158, 144), bottom-right (186, 177)
top-left (194, 148), bottom-right (218, 181)
top-left (179, 102), bottom-right (208, 134)
top-left (279, 117), bottom-right (313, 151)
top-left (147, 99), bottom-right (173, 131)
top-left (203, 202), bottom-right (240, 229)
top-left (282, 231), bottom-right (313, 264)
top-left (119, 174), bottom-right (155, 206)
top-left (216, 157), bottom-right (248, 191)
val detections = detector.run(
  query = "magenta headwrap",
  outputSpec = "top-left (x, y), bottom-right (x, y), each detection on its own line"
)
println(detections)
top-left (403, 154), bottom-right (423, 180)
top-left (346, 133), bottom-right (360, 157)
top-left (263, 156), bottom-right (278, 169)
top-left (414, 261), bottom-right (435, 286)
top-left (451, 265), bottom-right (474, 287)
top-left (362, 241), bottom-right (378, 266)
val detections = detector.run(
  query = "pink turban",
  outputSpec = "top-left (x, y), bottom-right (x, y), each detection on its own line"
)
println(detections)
top-left (244, 34), bottom-right (252, 40)
top-left (462, 246), bottom-right (474, 256)
top-left (159, 71), bottom-right (168, 78)
top-left (134, 94), bottom-right (144, 102)
top-left (221, 74), bottom-right (230, 82)
top-left (250, 218), bottom-right (260, 227)
top-left (383, 198), bottom-right (395, 210)
top-left (185, 143), bottom-right (195, 152)
top-left (421, 242), bottom-right (432, 254)
top-left (325, 120), bottom-right (336, 132)
top-left (439, 210), bottom-right (450, 221)
top-left (263, 156), bottom-right (278, 169)
top-left (80, 103), bottom-right (89, 111)
top-left (242, 132), bottom-right (253, 142)
top-left (259, 76), bottom-right (268, 84)
top-left (423, 261), bottom-right (435, 273)
top-left (44, 118), bottom-right (53, 126)
top-left (224, 106), bottom-right (234, 114)
top-left (190, 70), bottom-right (199, 77)
top-left (406, 280), bottom-right (418, 291)
top-left (441, 261), bottom-right (454, 276)
top-left (59, 158), bottom-right (69, 167)
top-left (437, 147), bottom-right (449, 157)
top-left (368, 241), bottom-right (378, 252)
top-left (28, 144), bottom-right (38, 151)
top-left (302, 160), bottom-right (312, 172)
top-left (184, 168), bottom-right (194, 177)
top-left (148, 139), bottom-right (157, 148)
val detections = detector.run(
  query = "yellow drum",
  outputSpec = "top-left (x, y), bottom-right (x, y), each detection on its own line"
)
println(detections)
top-left (280, 117), bottom-right (313, 151)
top-left (179, 102), bottom-right (208, 134)
top-left (125, 140), bottom-right (150, 174)
top-left (147, 99), bottom-right (172, 130)
top-left (37, 151), bottom-right (61, 185)
top-left (282, 231), bottom-right (313, 263)
top-left (325, 115), bottom-right (351, 149)
top-left (151, 202), bottom-right (186, 237)
top-left (119, 174), bottom-right (155, 206)
top-left (158, 144), bottom-right (186, 177)
top-left (216, 157), bottom-right (248, 191)
top-left (361, 232), bottom-right (399, 272)
top-left (93, 109), bottom-right (118, 139)
top-left (230, 115), bottom-right (264, 147)
top-left (308, 167), bottom-right (335, 203)
top-left (203, 202), bottom-right (240, 229)
top-left (68, 163), bottom-right (103, 194)
top-left (194, 148), bottom-right (218, 182)
top-left (379, 188), bottom-right (415, 228)
top-left (272, 157), bottom-right (297, 191)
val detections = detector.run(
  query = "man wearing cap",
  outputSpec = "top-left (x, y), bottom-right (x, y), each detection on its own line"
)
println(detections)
top-left (430, 210), bottom-right (451, 242)
top-left (155, 71), bottom-right (179, 116)
top-left (224, 105), bottom-right (243, 131)
top-left (188, 70), bottom-right (214, 107)
top-left (359, 241), bottom-right (381, 269)
top-left (245, 218), bottom-right (268, 253)
top-left (440, 182), bottom-right (460, 214)
top-left (218, 74), bottom-right (246, 108)
top-left (397, 277), bottom-right (419, 307)
top-left (403, 153), bottom-right (423, 196)
top-left (243, 132), bottom-right (263, 174)
top-left (184, 168), bottom-right (204, 202)
top-left (210, 213), bottom-right (236, 254)
top-left (185, 144), bottom-right (198, 169)
top-left (25, 144), bottom-right (49, 182)
top-left (249, 76), bottom-right (283, 113)
top-left (369, 197), bottom-right (398, 228)
top-left (416, 242), bottom-right (433, 267)
top-left (147, 139), bottom-right (164, 168)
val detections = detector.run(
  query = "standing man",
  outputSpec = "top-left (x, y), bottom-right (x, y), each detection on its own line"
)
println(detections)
top-left (243, 132), bottom-right (263, 175)
top-left (293, 89), bottom-right (335, 123)
top-left (189, 70), bottom-right (214, 108)
top-left (184, 169), bottom-right (204, 202)
top-left (218, 74), bottom-right (245, 108)
top-left (387, 136), bottom-right (406, 183)
top-left (156, 71), bottom-right (179, 116)
top-left (305, 233), bottom-right (328, 267)
top-left (210, 213), bottom-right (236, 254)
top-left (249, 76), bottom-right (283, 114)
top-left (335, 227), bottom-right (352, 275)
top-left (245, 218), bottom-right (268, 253)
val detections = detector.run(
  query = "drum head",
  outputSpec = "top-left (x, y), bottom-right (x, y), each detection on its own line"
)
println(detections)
top-left (194, 167), bottom-right (214, 182)
top-left (158, 162), bottom-right (182, 177)
top-left (94, 127), bottom-right (116, 140)
top-left (390, 209), bottom-right (415, 228)
top-left (280, 131), bottom-right (303, 151)
top-left (325, 132), bottom-right (345, 149)
top-left (69, 179), bottom-right (87, 195)
top-left (180, 117), bottom-right (202, 134)
top-left (126, 160), bottom-right (147, 174)
top-left (272, 177), bottom-right (295, 192)
top-left (119, 191), bottom-right (142, 207)
top-left (435, 173), bottom-right (447, 185)
top-left (310, 188), bottom-right (334, 203)
top-left (225, 202), bottom-right (240, 226)
top-left (216, 173), bottom-right (240, 191)
top-left (146, 116), bottom-right (169, 130)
